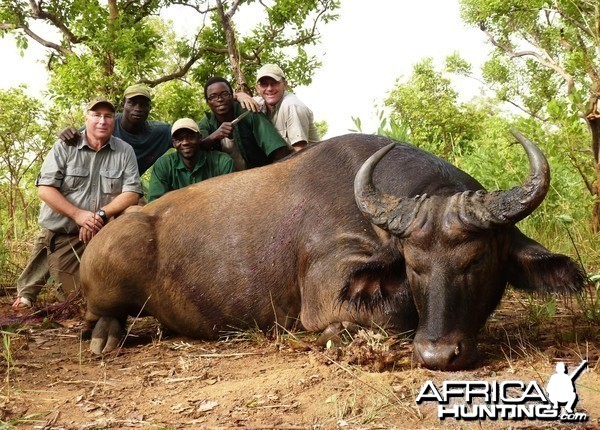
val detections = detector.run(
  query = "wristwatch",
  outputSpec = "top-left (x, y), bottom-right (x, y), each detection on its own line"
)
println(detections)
top-left (97, 209), bottom-right (108, 224)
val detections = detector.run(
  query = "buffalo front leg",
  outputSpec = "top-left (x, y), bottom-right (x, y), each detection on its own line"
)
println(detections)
top-left (90, 316), bottom-right (123, 354)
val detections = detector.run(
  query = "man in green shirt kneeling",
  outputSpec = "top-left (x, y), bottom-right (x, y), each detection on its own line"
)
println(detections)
top-left (147, 118), bottom-right (233, 202)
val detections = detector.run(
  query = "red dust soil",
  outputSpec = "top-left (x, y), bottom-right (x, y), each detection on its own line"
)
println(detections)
top-left (0, 290), bottom-right (599, 429)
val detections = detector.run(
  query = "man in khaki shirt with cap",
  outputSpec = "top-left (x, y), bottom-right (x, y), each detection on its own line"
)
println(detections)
top-left (60, 84), bottom-right (173, 175)
top-left (239, 64), bottom-right (320, 152)
top-left (12, 97), bottom-right (142, 310)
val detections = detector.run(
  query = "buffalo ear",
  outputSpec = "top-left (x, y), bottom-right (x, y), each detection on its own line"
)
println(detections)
top-left (338, 261), bottom-right (410, 311)
top-left (506, 231), bottom-right (585, 295)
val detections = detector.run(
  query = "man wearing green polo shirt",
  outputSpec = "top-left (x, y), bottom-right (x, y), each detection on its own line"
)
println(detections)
top-left (199, 77), bottom-right (291, 169)
top-left (147, 118), bottom-right (233, 202)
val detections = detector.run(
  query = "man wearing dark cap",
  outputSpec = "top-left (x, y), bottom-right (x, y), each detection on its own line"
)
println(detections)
top-left (60, 84), bottom-right (172, 175)
top-left (12, 98), bottom-right (142, 310)
top-left (147, 118), bottom-right (233, 202)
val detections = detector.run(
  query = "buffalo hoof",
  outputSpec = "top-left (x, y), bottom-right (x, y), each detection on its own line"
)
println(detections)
top-left (90, 317), bottom-right (123, 354)
top-left (316, 321), bottom-right (360, 347)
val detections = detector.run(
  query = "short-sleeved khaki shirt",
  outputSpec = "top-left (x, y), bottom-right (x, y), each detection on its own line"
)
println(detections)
top-left (36, 135), bottom-right (142, 234)
top-left (262, 91), bottom-right (320, 148)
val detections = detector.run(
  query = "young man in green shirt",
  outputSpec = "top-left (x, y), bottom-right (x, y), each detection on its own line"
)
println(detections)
top-left (199, 77), bottom-right (291, 169)
top-left (147, 118), bottom-right (233, 202)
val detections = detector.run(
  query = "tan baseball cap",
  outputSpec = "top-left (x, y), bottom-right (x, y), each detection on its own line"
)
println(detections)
top-left (123, 83), bottom-right (152, 100)
top-left (256, 64), bottom-right (285, 82)
top-left (171, 118), bottom-right (200, 136)
top-left (86, 97), bottom-right (116, 112)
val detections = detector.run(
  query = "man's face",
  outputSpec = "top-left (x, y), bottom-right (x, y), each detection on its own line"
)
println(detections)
top-left (206, 83), bottom-right (233, 116)
top-left (85, 105), bottom-right (115, 141)
top-left (122, 96), bottom-right (151, 124)
top-left (256, 77), bottom-right (284, 107)
top-left (172, 129), bottom-right (200, 160)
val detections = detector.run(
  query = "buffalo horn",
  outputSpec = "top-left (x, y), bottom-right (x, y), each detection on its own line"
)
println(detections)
top-left (455, 129), bottom-right (550, 227)
top-left (354, 143), bottom-right (426, 235)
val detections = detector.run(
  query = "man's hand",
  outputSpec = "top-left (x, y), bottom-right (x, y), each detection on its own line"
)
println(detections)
top-left (210, 122), bottom-right (234, 141)
top-left (59, 127), bottom-right (82, 146)
top-left (74, 209), bottom-right (105, 244)
top-left (79, 226), bottom-right (96, 244)
top-left (221, 137), bottom-right (247, 171)
top-left (235, 92), bottom-right (261, 112)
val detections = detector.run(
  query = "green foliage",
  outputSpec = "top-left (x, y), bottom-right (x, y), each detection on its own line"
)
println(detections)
top-left (578, 276), bottom-right (600, 323)
top-left (0, 87), bottom-right (60, 287)
top-left (459, 0), bottom-right (600, 215)
top-left (383, 57), bottom-right (487, 156)
top-left (151, 80), bottom-right (206, 124)
top-left (314, 120), bottom-right (328, 140)
top-left (519, 295), bottom-right (557, 325)
top-left (0, 87), bottom-right (58, 240)
top-left (1, 0), bottom-right (340, 116)
top-left (445, 51), bottom-right (472, 75)
top-left (350, 110), bottom-right (409, 142)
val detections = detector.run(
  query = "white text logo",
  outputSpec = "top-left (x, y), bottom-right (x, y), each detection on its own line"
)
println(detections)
top-left (416, 360), bottom-right (588, 422)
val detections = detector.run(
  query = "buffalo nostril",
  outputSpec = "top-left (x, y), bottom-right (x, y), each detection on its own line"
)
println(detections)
top-left (413, 335), bottom-right (478, 371)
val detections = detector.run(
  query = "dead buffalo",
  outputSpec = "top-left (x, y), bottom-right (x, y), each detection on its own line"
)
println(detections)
top-left (80, 130), bottom-right (584, 370)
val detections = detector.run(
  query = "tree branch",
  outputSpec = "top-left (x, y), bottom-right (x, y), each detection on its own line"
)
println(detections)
top-left (139, 43), bottom-right (238, 87)
top-left (21, 24), bottom-right (72, 56)
top-left (215, 0), bottom-right (248, 92)
top-left (123, 0), bottom-right (159, 24)
top-left (140, 54), bottom-right (201, 86)
top-left (503, 97), bottom-right (548, 122)
top-left (479, 22), bottom-right (575, 94)
top-left (547, 6), bottom-right (595, 39)
top-left (568, 151), bottom-right (594, 195)
top-left (27, 0), bottom-right (84, 45)
top-left (227, 0), bottom-right (244, 18)
top-left (167, 1), bottom-right (215, 15)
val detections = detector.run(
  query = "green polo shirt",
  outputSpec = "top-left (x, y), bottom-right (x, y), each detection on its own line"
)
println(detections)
top-left (147, 150), bottom-right (233, 201)
top-left (198, 101), bottom-right (288, 169)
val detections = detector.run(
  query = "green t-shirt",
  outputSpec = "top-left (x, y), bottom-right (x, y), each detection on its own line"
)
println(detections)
top-left (147, 150), bottom-right (233, 201)
top-left (198, 102), bottom-right (288, 169)
top-left (113, 114), bottom-right (172, 175)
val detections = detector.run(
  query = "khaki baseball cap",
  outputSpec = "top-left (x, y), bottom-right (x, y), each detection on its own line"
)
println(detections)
top-left (171, 118), bottom-right (200, 136)
top-left (123, 83), bottom-right (152, 100)
top-left (86, 97), bottom-right (116, 112)
top-left (256, 64), bottom-right (285, 82)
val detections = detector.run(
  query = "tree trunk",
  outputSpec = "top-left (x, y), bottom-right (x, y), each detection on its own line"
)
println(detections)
top-left (587, 114), bottom-right (600, 232)
top-left (215, 0), bottom-right (251, 95)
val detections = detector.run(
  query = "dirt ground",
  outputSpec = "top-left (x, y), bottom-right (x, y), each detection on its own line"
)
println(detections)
top-left (1, 289), bottom-right (599, 430)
